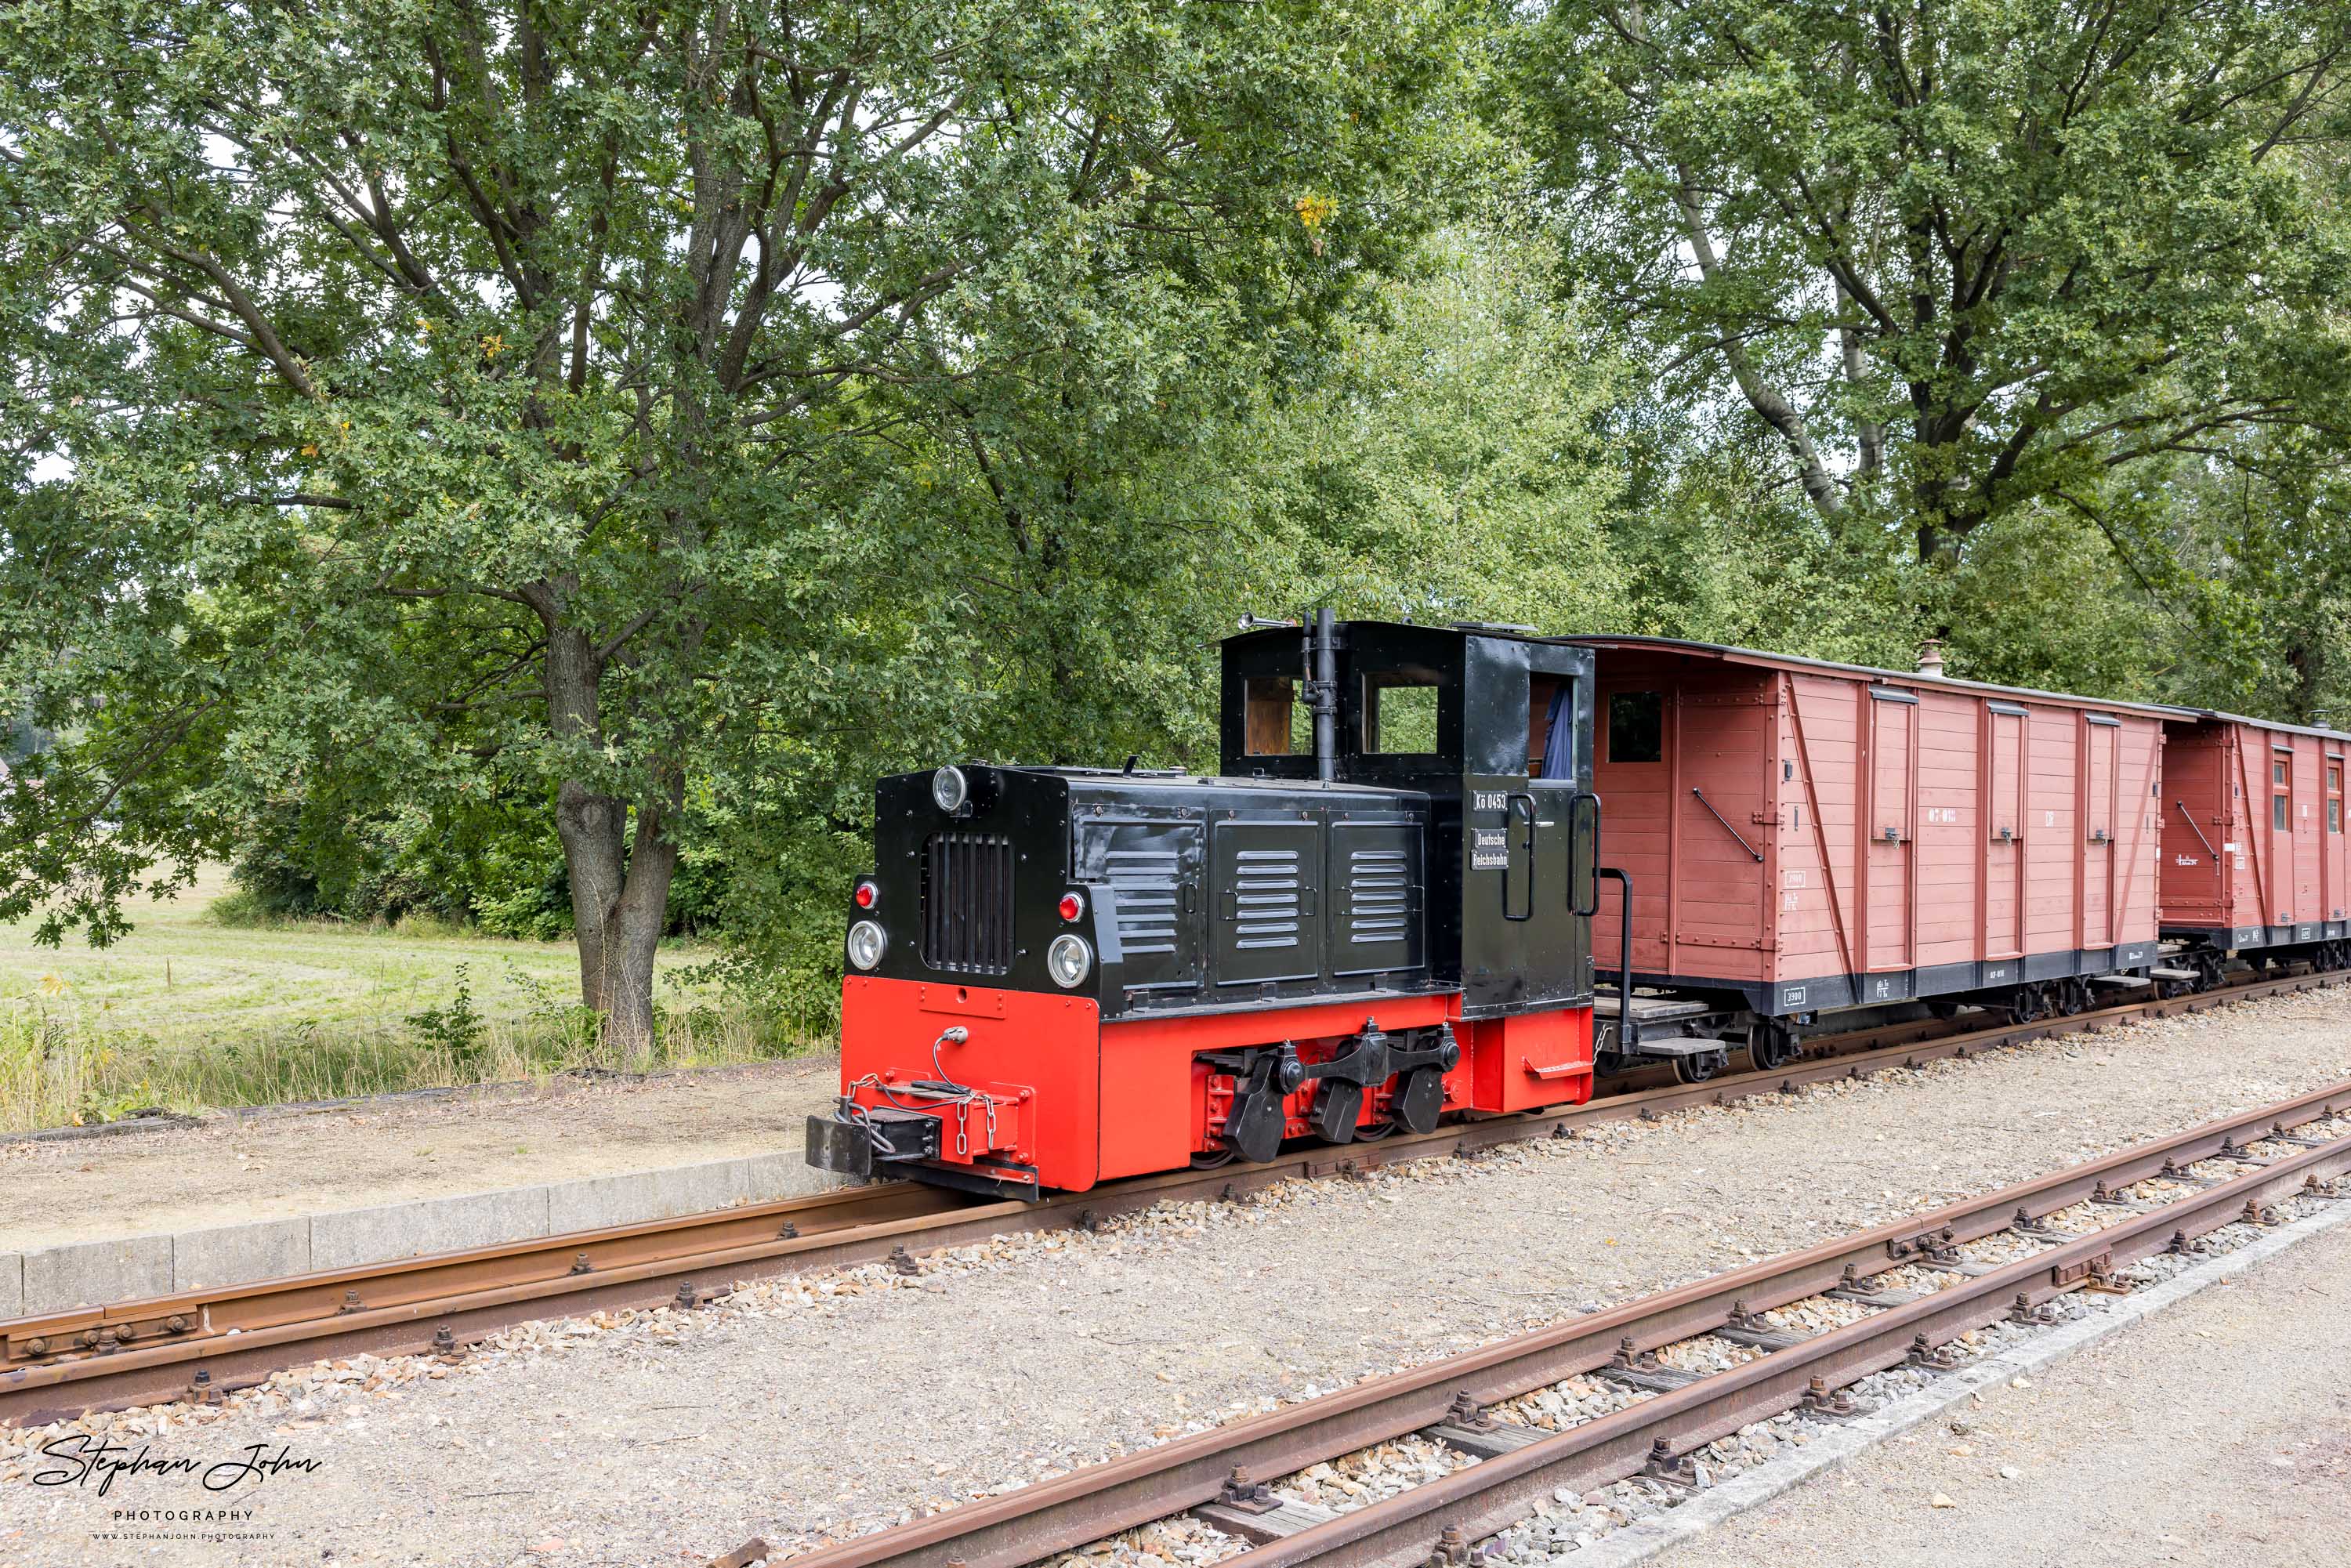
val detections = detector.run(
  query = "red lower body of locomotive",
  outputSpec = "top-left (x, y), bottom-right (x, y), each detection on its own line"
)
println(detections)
top-left (836, 976), bottom-right (1593, 1193)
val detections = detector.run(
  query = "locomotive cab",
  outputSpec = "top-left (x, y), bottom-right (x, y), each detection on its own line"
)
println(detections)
top-left (809, 620), bottom-right (1603, 1198)
top-left (1219, 619), bottom-right (1600, 1016)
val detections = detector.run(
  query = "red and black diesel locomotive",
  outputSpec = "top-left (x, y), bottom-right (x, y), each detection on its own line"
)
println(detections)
top-left (806, 617), bottom-right (2351, 1197)
top-left (807, 617), bottom-right (1603, 1197)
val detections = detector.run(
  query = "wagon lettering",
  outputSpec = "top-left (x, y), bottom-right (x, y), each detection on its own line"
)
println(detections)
top-left (2175, 854), bottom-right (2201, 867)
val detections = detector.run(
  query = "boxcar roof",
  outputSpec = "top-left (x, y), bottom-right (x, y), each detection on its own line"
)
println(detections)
top-left (2183, 708), bottom-right (2351, 748)
top-left (1556, 632), bottom-right (2194, 719)
top-left (1225, 620), bottom-right (2351, 742)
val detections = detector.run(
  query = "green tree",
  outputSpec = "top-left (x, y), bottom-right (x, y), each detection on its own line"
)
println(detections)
top-left (1509, 0), bottom-right (2351, 567)
top-left (0, 0), bottom-right (1470, 1056)
top-left (1245, 223), bottom-right (1632, 629)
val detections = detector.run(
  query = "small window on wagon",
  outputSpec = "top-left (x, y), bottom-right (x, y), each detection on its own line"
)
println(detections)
top-left (1243, 676), bottom-right (1312, 755)
top-left (2275, 791), bottom-right (2291, 831)
top-left (1607, 691), bottom-right (1664, 764)
top-left (2275, 758), bottom-right (2290, 785)
top-left (1361, 672), bottom-right (1442, 755)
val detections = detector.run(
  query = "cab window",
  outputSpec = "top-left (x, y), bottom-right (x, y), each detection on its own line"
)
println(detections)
top-left (1362, 672), bottom-right (1441, 755)
top-left (1529, 675), bottom-right (1574, 780)
top-left (1243, 676), bottom-right (1310, 755)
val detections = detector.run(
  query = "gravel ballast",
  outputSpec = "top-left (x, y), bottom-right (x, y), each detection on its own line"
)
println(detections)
top-left (4, 987), bottom-right (2350, 1567)
top-left (1646, 1200), bottom-right (2351, 1568)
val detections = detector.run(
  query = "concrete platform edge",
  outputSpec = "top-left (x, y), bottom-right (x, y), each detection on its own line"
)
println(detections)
top-left (1574, 1195), bottom-right (2351, 1568)
top-left (7, 1150), bottom-right (836, 1317)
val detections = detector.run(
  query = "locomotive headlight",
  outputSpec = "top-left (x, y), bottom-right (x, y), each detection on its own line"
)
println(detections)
top-left (846, 919), bottom-right (888, 971)
top-left (931, 766), bottom-right (969, 813)
top-left (1046, 933), bottom-right (1092, 989)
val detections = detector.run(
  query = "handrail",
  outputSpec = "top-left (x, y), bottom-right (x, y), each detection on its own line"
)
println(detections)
top-left (2174, 798), bottom-right (2217, 858)
top-left (1599, 867), bottom-right (1634, 1050)
top-left (1570, 791), bottom-right (1602, 916)
top-left (1690, 788), bottom-right (1764, 863)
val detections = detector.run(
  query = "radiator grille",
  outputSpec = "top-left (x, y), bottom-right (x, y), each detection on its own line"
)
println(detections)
top-left (922, 831), bottom-right (1015, 974)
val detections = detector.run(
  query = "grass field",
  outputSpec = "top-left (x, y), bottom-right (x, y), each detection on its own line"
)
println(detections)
top-left (0, 866), bottom-right (804, 1131)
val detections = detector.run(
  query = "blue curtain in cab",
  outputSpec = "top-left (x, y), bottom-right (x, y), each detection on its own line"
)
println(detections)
top-left (1541, 685), bottom-right (1574, 780)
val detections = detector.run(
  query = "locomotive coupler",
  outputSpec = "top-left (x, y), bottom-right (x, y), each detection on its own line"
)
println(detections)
top-left (804, 1096), bottom-right (941, 1181)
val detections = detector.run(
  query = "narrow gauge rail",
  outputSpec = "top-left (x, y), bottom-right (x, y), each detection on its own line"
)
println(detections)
top-left (2, 966), bottom-right (2339, 1428)
top-left (718, 1078), bottom-right (2351, 1568)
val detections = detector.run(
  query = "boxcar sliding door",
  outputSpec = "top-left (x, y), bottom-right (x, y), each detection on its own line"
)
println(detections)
top-left (2084, 716), bottom-right (2119, 951)
top-left (1865, 690), bottom-right (1916, 976)
top-left (1986, 704), bottom-right (2026, 959)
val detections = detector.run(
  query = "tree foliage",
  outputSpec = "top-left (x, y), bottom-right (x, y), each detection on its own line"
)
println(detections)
top-left (1511, 0), bottom-right (2351, 566)
top-left (0, 0), bottom-right (1472, 1052)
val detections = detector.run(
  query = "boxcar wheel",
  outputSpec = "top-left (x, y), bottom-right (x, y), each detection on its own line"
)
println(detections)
top-left (1748, 1022), bottom-right (1799, 1071)
top-left (1673, 1048), bottom-right (1726, 1085)
top-left (2009, 984), bottom-right (2045, 1023)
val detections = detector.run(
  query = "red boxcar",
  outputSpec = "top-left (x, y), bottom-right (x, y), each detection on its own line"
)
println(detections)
top-left (2158, 713), bottom-right (2351, 971)
top-left (1571, 638), bottom-right (2170, 1024)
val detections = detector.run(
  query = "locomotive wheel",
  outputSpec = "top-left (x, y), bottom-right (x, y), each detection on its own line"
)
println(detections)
top-left (1393, 1065), bottom-right (1447, 1134)
top-left (1672, 1048), bottom-right (1726, 1085)
top-left (1310, 1079), bottom-right (1364, 1143)
top-left (1221, 1056), bottom-right (1289, 1164)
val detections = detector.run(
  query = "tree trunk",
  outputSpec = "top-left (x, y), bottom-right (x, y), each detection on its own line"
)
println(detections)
top-left (542, 621), bottom-right (677, 1064)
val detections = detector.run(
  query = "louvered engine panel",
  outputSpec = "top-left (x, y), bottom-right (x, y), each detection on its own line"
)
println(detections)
top-left (1074, 817), bottom-right (1203, 990)
top-left (1212, 819), bottom-right (1323, 983)
top-left (1331, 821), bottom-right (1423, 976)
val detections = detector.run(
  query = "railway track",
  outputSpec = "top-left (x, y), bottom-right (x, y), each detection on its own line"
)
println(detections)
top-left (715, 1075), bottom-right (2351, 1568)
top-left (2, 964), bottom-right (2340, 1427)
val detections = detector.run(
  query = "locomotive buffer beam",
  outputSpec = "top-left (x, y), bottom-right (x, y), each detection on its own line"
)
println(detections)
top-left (804, 1100), bottom-right (1041, 1200)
